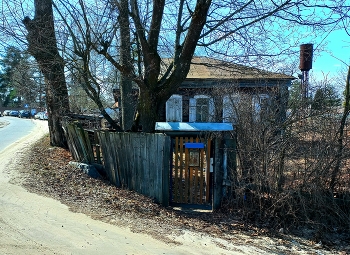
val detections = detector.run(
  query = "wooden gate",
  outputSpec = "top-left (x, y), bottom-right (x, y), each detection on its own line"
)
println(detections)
top-left (171, 136), bottom-right (212, 204)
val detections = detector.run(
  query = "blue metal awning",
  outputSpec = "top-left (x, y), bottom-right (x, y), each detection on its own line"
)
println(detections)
top-left (155, 122), bottom-right (233, 132)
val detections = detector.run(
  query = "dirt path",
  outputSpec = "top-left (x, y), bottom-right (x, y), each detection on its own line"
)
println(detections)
top-left (0, 120), bottom-right (263, 255)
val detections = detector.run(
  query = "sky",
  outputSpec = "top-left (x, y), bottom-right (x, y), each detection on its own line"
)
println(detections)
top-left (309, 29), bottom-right (350, 82)
top-left (0, 1), bottom-right (348, 85)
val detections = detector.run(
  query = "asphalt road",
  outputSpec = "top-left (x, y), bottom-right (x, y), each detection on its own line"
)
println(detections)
top-left (0, 116), bottom-right (38, 152)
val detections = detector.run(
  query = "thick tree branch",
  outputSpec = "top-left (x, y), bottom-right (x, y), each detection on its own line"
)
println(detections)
top-left (160, 0), bottom-right (212, 97)
top-left (130, 0), bottom-right (162, 86)
top-left (148, 0), bottom-right (165, 50)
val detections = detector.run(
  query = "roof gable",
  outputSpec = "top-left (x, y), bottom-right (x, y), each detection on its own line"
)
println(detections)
top-left (162, 57), bottom-right (295, 81)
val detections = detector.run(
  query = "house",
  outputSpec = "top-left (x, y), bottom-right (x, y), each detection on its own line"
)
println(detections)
top-left (110, 57), bottom-right (296, 208)
top-left (113, 57), bottom-right (295, 126)
top-left (164, 57), bottom-right (295, 125)
top-left (159, 58), bottom-right (296, 207)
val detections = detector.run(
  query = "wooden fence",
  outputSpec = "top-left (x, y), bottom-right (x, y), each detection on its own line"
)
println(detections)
top-left (97, 131), bottom-right (171, 205)
top-left (63, 120), bottom-right (96, 164)
top-left (63, 121), bottom-right (171, 205)
top-left (62, 121), bottom-right (236, 209)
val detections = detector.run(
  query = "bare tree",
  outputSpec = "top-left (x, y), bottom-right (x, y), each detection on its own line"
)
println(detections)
top-left (2, 1), bottom-right (348, 134)
top-left (22, 0), bottom-right (70, 147)
top-left (211, 74), bottom-right (350, 230)
top-left (86, 0), bottom-right (345, 132)
top-left (52, 0), bottom-right (124, 131)
top-left (115, 0), bottom-right (134, 130)
top-left (23, 0), bottom-right (342, 133)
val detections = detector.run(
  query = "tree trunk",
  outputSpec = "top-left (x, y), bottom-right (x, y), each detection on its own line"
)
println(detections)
top-left (23, 0), bottom-right (70, 148)
top-left (133, 86), bottom-right (168, 132)
top-left (118, 0), bottom-right (134, 131)
top-left (329, 65), bottom-right (350, 190)
top-left (44, 62), bottom-right (70, 147)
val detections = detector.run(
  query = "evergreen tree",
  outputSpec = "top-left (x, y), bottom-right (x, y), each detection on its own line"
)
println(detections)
top-left (311, 85), bottom-right (341, 112)
top-left (0, 46), bottom-right (41, 107)
top-left (0, 46), bottom-right (24, 106)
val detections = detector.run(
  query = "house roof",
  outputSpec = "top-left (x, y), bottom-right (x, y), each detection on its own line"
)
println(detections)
top-left (163, 57), bottom-right (295, 81)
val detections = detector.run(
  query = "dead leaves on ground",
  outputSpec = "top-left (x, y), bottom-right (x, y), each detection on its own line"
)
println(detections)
top-left (19, 136), bottom-right (249, 237)
top-left (17, 135), bottom-right (349, 253)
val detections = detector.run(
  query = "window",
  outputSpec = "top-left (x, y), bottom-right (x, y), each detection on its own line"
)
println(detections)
top-left (252, 94), bottom-right (270, 122)
top-left (223, 94), bottom-right (240, 123)
top-left (166, 95), bottom-right (182, 122)
top-left (196, 97), bottom-right (210, 122)
top-left (189, 95), bottom-right (215, 122)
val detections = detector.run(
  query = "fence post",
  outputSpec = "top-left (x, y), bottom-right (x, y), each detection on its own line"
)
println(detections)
top-left (94, 130), bottom-right (102, 164)
top-left (213, 137), bottom-right (223, 210)
top-left (161, 135), bottom-right (171, 206)
top-left (223, 133), bottom-right (237, 199)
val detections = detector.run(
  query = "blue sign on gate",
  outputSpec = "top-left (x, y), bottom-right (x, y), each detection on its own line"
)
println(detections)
top-left (185, 143), bottom-right (205, 149)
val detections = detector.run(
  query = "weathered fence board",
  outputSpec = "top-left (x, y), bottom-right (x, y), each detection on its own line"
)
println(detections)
top-left (98, 132), bottom-right (119, 186)
top-left (97, 131), bottom-right (171, 205)
top-left (161, 136), bottom-right (171, 205)
top-left (63, 121), bottom-right (94, 163)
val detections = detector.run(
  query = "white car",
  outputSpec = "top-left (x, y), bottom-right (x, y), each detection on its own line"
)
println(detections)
top-left (35, 111), bottom-right (48, 120)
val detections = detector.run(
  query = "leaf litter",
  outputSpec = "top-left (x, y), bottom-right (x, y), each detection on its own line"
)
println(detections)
top-left (14, 134), bottom-right (350, 254)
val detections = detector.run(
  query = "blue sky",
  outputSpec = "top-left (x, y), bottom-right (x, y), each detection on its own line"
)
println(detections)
top-left (310, 29), bottom-right (350, 81)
